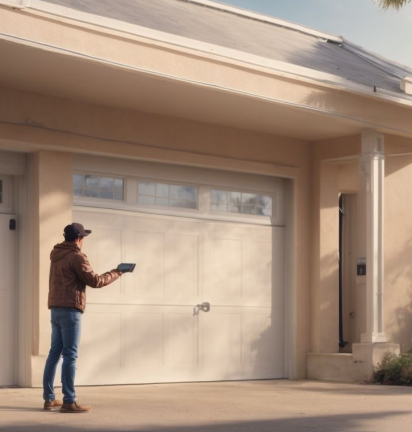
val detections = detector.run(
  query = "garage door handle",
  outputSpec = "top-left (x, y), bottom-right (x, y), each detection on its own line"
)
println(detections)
top-left (196, 302), bottom-right (211, 313)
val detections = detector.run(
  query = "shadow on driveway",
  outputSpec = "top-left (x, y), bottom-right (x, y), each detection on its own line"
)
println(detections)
top-left (0, 411), bottom-right (409, 432)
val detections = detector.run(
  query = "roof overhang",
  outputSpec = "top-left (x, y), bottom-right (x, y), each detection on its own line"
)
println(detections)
top-left (0, 36), bottom-right (371, 141)
top-left (1, 4), bottom-right (412, 142)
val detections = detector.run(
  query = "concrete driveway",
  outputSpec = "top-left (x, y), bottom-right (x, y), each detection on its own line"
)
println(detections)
top-left (1, 380), bottom-right (412, 432)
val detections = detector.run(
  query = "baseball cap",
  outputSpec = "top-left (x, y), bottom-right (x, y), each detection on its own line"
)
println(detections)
top-left (64, 223), bottom-right (92, 240)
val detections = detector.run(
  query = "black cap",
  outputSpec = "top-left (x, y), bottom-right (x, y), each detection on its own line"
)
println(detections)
top-left (64, 223), bottom-right (92, 241)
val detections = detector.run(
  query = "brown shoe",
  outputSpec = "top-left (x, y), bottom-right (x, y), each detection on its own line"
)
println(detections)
top-left (60, 402), bottom-right (91, 413)
top-left (44, 400), bottom-right (63, 410)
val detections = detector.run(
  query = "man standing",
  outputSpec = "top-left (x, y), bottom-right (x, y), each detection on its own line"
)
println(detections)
top-left (43, 223), bottom-right (122, 413)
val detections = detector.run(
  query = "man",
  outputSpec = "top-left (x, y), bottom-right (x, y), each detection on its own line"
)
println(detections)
top-left (43, 223), bottom-right (122, 413)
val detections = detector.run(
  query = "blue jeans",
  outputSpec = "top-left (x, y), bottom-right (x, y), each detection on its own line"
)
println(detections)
top-left (43, 308), bottom-right (82, 404)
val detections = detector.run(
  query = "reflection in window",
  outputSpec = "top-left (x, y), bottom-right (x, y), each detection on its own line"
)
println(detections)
top-left (211, 189), bottom-right (272, 216)
top-left (138, 181), bottom-right (198, 209)
top-left (73, 174), bottom-right (124, 201)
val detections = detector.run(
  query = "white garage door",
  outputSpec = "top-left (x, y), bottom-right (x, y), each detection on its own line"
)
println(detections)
top-left (73, 165), bottom-right (287, 385)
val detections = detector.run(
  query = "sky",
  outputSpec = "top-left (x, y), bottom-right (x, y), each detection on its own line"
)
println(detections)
top-left (221, 0), bottom-right (412, 68)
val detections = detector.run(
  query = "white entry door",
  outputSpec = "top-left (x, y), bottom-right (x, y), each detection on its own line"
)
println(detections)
top-left (74, 207), bottom-right (286, 385)
top-left (0, 214), bottom-right (16, 386)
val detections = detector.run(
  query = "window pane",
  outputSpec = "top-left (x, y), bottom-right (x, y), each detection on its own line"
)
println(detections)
top-left (84, 189), bottom-right (99, 198)
top-left (185, 200), bottom-right (197, 209)
top-left (155, 197), bottom-right (169, 206)
top-left (211, 189), bottom-right (272, 217)
top-left (170, 198), bottom-right (184, 208)
top-left (74, 174), bottom-right (123, 201)
top-left (229, 205), bottom-right (241, 213)
top-left (170, 185), bottom-right (183, 200)
top-left (211, 190), bottom-right (227, 204)
top-left (242, 193), bottom-right (257, 206)
top-left (257, 196), bottom-right (272, 216)
top-left (229, 192), bottom-right (241, 212)
top-left (85, 175), bottom-right (99, 189)
top-left (242, 205), bottom-right (256, 215)
top-left (156, 183), bottom-right (169, 198)
top-left (139, 195), bottom-right (155, 205)
top-left (211, 203), bottom-right (228, 212)
top-left (183, 187), bottom-right (197, 201)
top-left (73, 174), bottom-right (83, 188)
top-left (100, 189), bottom-right (114, 199)
top-left (100, 177), bottom-right (114, 191)
top-left (114, 178), bottom-right (124, 191)
top-left (139, 181), bottom-right (156, 196)
top-left (114, 190), bottom-right (124, 201)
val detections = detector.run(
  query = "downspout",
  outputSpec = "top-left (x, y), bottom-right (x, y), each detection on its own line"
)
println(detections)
top-left (339, 194), bottom-right (348, 349)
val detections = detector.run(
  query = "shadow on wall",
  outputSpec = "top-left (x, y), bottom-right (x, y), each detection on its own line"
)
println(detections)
top-left (384, 155), bottom-right (412, 353)
top-left (0, 411), bottom-right (409, 432)
top-left (384, 236), bottom-right (412, 353)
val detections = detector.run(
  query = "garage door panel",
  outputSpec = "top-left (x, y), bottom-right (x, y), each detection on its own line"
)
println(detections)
top-left (80, 312), bottom-right (122, 370)
top-left (272, 228), bottom-right (286, 307)
top-left (164, 313), bottom-right (198, 367)
top-left (202, 313), bottom-right (242, 366)
top-left (125, 313), bottom-right (164, 368)
top-left (210, 239), bottom-right (242, 299)
top-left (242, 314), bottom-right (275, 365)
top-left (243, 240), bottom-right (272, 303)
top-left (133, 231), bottom-right (165, 297)
top-left (85, 228), bottom-right (123, 299)
top-left (165, 234), bottom-right (199, 298)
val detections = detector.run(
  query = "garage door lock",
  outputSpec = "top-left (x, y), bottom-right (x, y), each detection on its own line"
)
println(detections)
top-left (196, 302), bottom-right (211, 313)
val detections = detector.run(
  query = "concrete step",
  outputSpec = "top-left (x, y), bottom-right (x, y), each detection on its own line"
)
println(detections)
top-left (307, 353), bottom-right (372, 382)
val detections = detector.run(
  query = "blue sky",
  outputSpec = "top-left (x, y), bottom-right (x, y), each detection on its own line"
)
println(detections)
top-left (222, 0), bottom-right (412, 68)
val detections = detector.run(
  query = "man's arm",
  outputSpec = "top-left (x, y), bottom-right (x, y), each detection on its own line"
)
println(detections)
top-left (73, 253), bottom-right (121, 288)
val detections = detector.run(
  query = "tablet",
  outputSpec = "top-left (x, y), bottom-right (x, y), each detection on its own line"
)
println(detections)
top-left (117, 263), bottom-right (136, 273)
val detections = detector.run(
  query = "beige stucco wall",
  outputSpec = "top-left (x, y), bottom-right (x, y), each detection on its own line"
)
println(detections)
top-left (30, 151), bottom-right (73, 357)
top-left (384, 136), bottom-right (412, 352)
top-left (0, 85), bottom-right (313, 383)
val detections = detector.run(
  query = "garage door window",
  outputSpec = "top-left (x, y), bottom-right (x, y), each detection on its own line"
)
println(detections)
top-left (211, 189), bottom-right (272, 216)
top-left (73, 174), bottom-right (124, 201)
top-left (138, 180), bottom-right (198, 209)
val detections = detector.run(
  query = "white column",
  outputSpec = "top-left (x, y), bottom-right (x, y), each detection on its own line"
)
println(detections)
top-left (360, 132), bottom-right (386, 343)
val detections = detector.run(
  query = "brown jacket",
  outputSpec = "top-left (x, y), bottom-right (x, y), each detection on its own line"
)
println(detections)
top-left (48, 241), bottom-right (120, 313)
